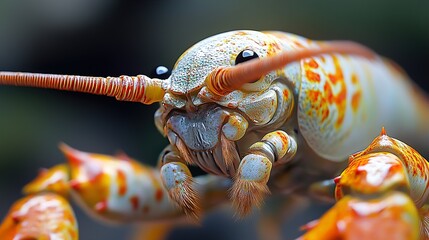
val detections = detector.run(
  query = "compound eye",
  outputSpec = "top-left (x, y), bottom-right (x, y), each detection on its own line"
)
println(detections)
top-left (150, 65), bottom-right (171, 79)
top-left (235, 49), bottom-right (259, 65)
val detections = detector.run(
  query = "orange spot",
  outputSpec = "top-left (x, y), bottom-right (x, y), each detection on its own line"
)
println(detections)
top-left (276, 131), bottom-right (289, 145)
top-left (324, 83), bottom-right (333, 103)
top-left (321, 108), bottom-right (330, 122)
top-left (155, 189), bottom-right (164, 202)
top-left (236, 31), bottom-right (248, 36)
top-left (308, 90), bottom-right (321, 102)
top-left (307, 59), bottom-right (319, 68)
top-left (351, 92), bottom-right (361, 112)
top-left (117, 170), bottom-right (127, 196)
top-left (293, 40), bottom-right (305, 48)
top-left (351, 74), bottom-right (358, 84)
top-left (306, 56), bottom-right (349, 127)
top-left (328, 56), bottom-right (347, 128)
top-left (267, 41), bottom-right (282, 55)
top-left (350, 73), bottom-right (362, 114)
top-left (307, 89), bottom-right (330, 122)
top-left (306, 70), bottom-right (320, 83)
top-left (328, 74), bottom-right (337, 84)
top-left (129, 196), bottom-right (139, 211)
top-left (283, 89), bottom-right (289, 99)
top-left (336, 113), bottom-right (345, 127)
top-left (69, 180), bottom-right (81, 191)
top-left (145, 170), bottom-right (164, 201)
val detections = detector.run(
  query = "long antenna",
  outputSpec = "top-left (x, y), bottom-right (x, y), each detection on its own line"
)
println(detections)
top-left (206, 41), bottom-right (375, 97)
top-left (0, 72), bottom-right (167, 104)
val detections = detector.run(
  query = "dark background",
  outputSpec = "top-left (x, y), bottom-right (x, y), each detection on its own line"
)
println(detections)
top-left (0, 1), bottom-right (428, 239)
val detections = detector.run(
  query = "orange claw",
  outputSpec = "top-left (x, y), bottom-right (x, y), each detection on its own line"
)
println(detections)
top-left (343, 128), bottom-right (429, 207)
top-left (298, 192), bottom-right (420, 240)
top-left (301, 129), bottom-right (429, 239)
top-left (334, 152), bottom-right (409, 200)
top-left (0, 193), bottom-right (78, 240)
top-left (22, 164), bottom-right (70, 197)
top-left (59, 144), bottom-right (230, 222)
top-left (58, 143), bottom-right (183, 222)
top-left (18, 144), bottom-right (230, 225)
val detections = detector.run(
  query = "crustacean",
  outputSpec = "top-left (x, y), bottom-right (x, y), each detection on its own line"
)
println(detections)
top-left (1, 30), bottom-right (429, 239)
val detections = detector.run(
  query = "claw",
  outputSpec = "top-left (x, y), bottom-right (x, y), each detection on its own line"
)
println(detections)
top-left (59, 145), bottom-right (184, 222)
top-left (300, 130), bottom-right (429, 239)
top-left (22, 164), bottom-right (70, 197)
top-left (21, 145), bottom-right (229, 224)
top-left (0, 193), bottom-right (78, 240)
top-left (299, 192), bottom-right (420, 240)
top-left (230, 154), bottom-right (272, 217)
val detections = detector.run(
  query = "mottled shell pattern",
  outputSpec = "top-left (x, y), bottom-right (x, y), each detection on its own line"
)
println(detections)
top-left (162, 30), bottom-right (429, 162)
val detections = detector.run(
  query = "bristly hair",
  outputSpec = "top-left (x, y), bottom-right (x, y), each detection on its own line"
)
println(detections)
top-left (168, 176), bottom-right (201, 220)
top-left (175, 137), bottom-right (194, 165)
top-left (230, 178), bottom-right (270, 217)
top-left (221, 134), bottom-right (240, 175)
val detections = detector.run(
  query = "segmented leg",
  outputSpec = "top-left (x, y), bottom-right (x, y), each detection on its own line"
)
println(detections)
top-left (231, 130), bottom-right (297, 217)
top-left (160, 146), bottom-right (200, 219)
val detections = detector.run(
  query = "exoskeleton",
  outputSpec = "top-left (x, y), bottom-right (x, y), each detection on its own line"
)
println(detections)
top-left (1, 30), bottom-right (429, 220)
top-left (0, 145), bottom-right (231, 240)
top-left (300, 128), bottom-right (429, 240)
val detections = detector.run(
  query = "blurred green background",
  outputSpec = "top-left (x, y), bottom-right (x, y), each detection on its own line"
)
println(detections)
top-left (0, 0), bottom-right (428, 239)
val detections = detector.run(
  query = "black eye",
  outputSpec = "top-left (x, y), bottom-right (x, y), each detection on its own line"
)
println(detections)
top-left (235, 50), bottom-right (259, 65)
top-left (150, 65), bottom-right (171, 79)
